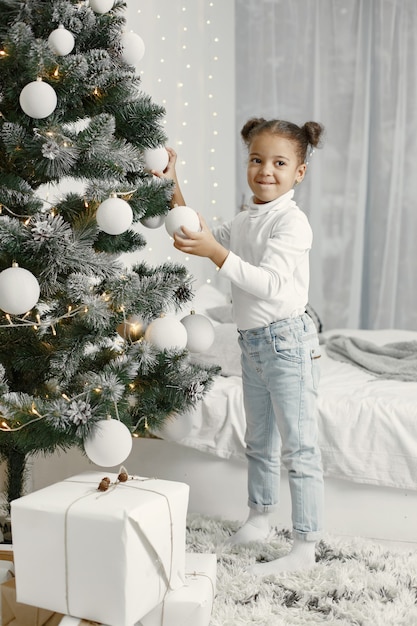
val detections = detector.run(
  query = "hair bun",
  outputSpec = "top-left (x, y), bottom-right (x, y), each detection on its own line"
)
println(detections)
top-left (241, 118), bottom-right (267, 144)
top-left (302, 121), bottom-right (325, 148)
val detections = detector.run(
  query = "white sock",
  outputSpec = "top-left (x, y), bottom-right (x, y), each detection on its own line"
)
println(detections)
top-left (249, 539), bottom-right (316, 576)
top-left (226, 510), bottom-right (270, 546)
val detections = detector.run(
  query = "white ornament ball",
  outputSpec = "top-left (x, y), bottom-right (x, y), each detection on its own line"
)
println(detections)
top-left (89, 0), bottom-right (114, 14)
top-left (165, 205), bottom-right (200, 239)
top-left (96, 197), bottom-right (133, 235)
top-left (48, 25), bottom-right (75, 56)
top-left (84, 418), bottom-right (132, 467)
top-left (19, 80), bottom-right (57, 119)
top-left (0, 266), bottom-right (40, 315)
top-left (143, 147), bottom-right (169, 173)
top-left (140, 214), bottom-right (165, 229)
top-left (121, 31), bottom-right (145, 66)
top-left (181, 312), bottom-right (215, 353)
top-left (144, 316), bottom-right (188, 351)
top-left (116, 314), bottom-right (146, 341)
top-left (157, 412), bottom-right (194, 441)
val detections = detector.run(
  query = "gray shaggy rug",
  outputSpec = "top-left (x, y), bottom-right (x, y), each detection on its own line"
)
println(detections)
top-left (186, 515), bottom-right (417, 626)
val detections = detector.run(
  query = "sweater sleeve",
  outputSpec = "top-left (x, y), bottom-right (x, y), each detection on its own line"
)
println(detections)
top-left (212, 221), bottom-right (232, 248)
top-left (218, 212), bottom-right (312, 299)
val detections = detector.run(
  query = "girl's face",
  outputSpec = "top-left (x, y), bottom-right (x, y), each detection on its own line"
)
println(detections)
top-left (247, 132), bottom-right (306, 204)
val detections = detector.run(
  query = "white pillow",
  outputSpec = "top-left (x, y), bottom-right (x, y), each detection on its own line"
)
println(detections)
top-left (206, 304), bottom-right (233, 324)
top-left (192, 284), bottom-right (229, 311)
top-left (176, 284), bottom-right (231, 328)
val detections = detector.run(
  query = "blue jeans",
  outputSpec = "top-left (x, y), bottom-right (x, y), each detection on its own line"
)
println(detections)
top-left (238, 313), bottom-right (324, 542)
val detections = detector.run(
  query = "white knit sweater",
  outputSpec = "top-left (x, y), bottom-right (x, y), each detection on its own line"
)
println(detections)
top-left (213, 189), bottom-right (312, 330)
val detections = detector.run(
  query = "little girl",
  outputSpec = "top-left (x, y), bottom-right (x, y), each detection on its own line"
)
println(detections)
top-left (157, 118), bottom-right (324, 575)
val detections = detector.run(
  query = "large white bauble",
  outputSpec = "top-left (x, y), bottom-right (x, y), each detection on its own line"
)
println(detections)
top-left (181, 312), bottom-right (215, 353)
top-left (19, 80), bottom-right (57, 119)
top-left (121, 31), bottom-right (145, 66)
top-left (140, 215), bottom-right (165, 228)
top-left (140, 214), bottom-right (165, 229)
top-left (143, 147), bottom-right (169, 173)
top-left (84, 418), bottom-right (132, 467)
top-left (0, 266), bottom-right (40, 315)
top-left (48, 25), bottom-right (75, 56)
top-left (165, 205), bottom-right (200, 239)
top-left (96, 197), bottom-right (133, 235)
top-left (116, 314), bottom-right (146, 341)
top-left (157, 412), bottom-right (194, 441)
top-left (89, 0), bottom-right (114, 14)
top-left (144, 316), bottom-right (188, 351)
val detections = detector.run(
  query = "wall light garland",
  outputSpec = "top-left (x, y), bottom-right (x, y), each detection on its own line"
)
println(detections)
top-left (127, 0), bottom-right (235, 289)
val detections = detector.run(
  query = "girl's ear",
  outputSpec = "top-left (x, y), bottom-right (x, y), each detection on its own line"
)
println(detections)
top-left (295, 163), bottom-right (307, 184)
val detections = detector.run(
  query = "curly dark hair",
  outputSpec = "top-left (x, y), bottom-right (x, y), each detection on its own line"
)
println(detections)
top-left (241, 118), bottom-right (325, 165)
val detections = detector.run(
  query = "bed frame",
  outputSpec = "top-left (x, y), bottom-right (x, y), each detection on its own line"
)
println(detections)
top-left (27, 437), bottom-right (417, 546)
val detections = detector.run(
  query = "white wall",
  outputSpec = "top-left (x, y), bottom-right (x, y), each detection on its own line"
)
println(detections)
top-left (124, 0), bottom-right (236, 296)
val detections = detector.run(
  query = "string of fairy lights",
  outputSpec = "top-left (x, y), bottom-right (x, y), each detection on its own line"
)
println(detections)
top-left (127, 0), bottom-right (235, 289)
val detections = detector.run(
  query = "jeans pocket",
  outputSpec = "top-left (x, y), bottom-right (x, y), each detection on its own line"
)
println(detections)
top-left (272, 334), bottom-right (301, 363)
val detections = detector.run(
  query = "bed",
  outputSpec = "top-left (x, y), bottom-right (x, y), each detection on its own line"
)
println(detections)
top-left (29, 284), bottom-right (417, 544)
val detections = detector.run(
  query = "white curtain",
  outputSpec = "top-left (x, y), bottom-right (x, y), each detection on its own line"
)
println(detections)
top-left (236, 0), bottom-right (417, 330)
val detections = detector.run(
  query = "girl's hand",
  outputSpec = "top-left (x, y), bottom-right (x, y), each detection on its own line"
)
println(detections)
top-left (173, 214), bottom-right (229, 268)
top-left (151, 147), bottom-right (185, 207)
top-left (151, 146), bottom-right (178, 181)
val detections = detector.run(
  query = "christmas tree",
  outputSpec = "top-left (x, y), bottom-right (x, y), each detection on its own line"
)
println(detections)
top-left (0, 0), bottom-right (217, 510)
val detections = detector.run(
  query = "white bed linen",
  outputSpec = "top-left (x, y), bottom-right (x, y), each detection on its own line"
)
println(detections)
top-left (317, 328), bottom-right (417, 490)
top-left (163, 318), bottom-right (417, 491)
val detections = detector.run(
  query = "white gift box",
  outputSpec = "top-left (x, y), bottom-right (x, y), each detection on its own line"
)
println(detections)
top-left (137, 552), bottom-right (217, 626)
top-left (57, 553), bottom-right (217, 626)
top-left (11, 472), bottom-right (189, 626)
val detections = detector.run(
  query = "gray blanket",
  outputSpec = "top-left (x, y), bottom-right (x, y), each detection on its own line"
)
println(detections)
top-left (324, 335), bottom-right (417, 382)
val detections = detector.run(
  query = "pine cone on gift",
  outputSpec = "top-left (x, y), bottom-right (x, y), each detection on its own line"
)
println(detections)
top-left (118, 470), bottom-right (129, 482)
top-left (98, 477), bottom-right (111, 491)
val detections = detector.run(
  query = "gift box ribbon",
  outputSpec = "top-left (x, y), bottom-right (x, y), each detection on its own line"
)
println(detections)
top-left (63, 477), bottom-right (175, 617)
